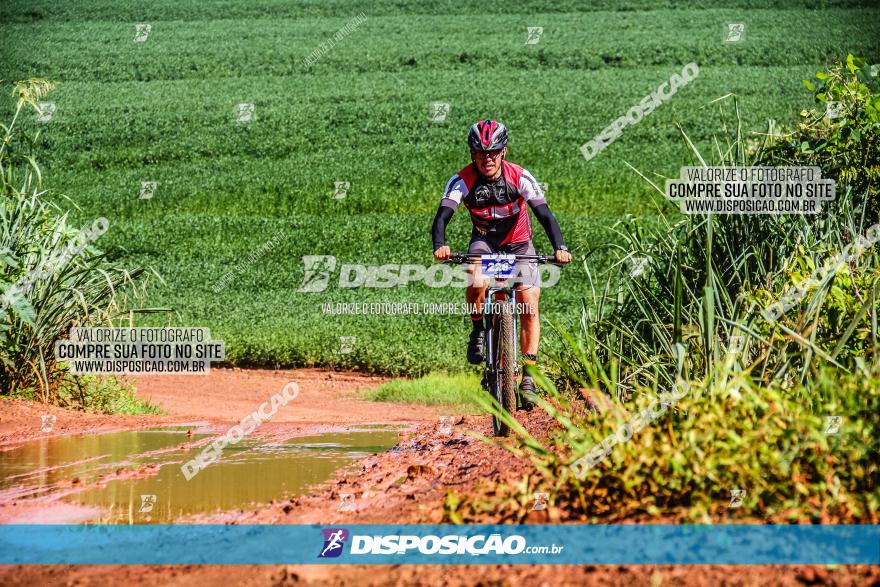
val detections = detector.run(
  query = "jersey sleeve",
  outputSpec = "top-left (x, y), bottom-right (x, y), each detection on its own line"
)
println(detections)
top-left (519, 169), bottom-right (547, 208)
top-left (440, 174), bottom-right (468, 210)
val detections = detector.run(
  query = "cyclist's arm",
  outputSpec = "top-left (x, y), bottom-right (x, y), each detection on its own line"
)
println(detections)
top-left (520, 169), bottom-right (567, 251)
top-left (431, 206), bottom-right (455, 250)
top-left (532, 204), bottom-right (566, 251)
top-left (431, 174), bottom-right (467, 250)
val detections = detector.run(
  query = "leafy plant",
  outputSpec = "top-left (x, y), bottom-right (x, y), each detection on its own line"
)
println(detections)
top-left (56, 374), bottom-right (162, 414)
top-left (0, 80), bottom-right (151, 402)
top-left (762, 55), bottom-right (880, 217)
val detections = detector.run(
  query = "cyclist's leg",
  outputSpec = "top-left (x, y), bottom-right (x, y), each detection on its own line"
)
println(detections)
top-left (508, 241), bottom-right (541, 356)
top-left (466, 237), bottom-right (492, 364)
top-left (519, 286), bottom-right (540, 354)
top-left (466, 237), bottom-right (492, 322)
top-left (509, 241), bottom-right (540, 409)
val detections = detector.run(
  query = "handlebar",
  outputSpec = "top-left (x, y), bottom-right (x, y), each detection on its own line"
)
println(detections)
top-left (444, 252), bottom-right (562, 266)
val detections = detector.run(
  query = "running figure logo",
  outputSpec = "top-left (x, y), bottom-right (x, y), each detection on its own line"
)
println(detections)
top-left (725, 23), bottom-right (745, 43)
top-left (319, 528), bottom-right (349, 558)
top-left (525, 27), bottom-right (543, 45)
top-left (728, 489), bottom-right (746, 508)
top-left (36, 102), bottom-right (56, 123)
top-left (824, 415), bottom-right (842, 435)
top-left (139, 494), bottom-right (157, 513)
top-left (297, 255), bottom-right (337, 292)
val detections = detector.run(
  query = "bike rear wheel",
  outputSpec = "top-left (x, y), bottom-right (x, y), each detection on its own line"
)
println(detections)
top-left (492, 305), bottom-right (517, 437)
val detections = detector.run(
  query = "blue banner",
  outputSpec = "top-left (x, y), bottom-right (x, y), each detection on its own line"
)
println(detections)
top-left (0, 524), bottom-right (877, 565)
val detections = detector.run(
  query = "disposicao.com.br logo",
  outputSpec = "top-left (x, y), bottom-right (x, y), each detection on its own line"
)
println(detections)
top-left (317, 528), bottom-right (564, 558)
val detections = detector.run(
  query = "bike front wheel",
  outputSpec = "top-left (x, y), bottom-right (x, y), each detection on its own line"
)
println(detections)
top-left (492, 305), bottom-right (517, 437)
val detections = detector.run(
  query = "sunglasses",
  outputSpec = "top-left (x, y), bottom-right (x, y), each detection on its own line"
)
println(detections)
top-left (473, 149), bottom-right (504, 159)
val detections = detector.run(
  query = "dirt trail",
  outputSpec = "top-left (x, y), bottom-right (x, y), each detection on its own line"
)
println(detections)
top-left (0, 368), bottom-right (440, 448)
top-left (1, 370), bottom-right (877, 586)
top-left (129, 368), bottom-right (439, 425)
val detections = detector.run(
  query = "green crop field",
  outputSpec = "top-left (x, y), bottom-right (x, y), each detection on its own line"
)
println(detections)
top-left (1, 0), bottom-right (878, 375)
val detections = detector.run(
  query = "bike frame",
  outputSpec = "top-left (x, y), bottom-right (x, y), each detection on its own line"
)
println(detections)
top-left (446, 252), bottom-right (558, 401)
top-left (443, 252), bottom-right (561, 434)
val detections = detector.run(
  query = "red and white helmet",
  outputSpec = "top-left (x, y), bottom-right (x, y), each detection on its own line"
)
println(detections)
top-left (467, 119), bottom-right (509, 151)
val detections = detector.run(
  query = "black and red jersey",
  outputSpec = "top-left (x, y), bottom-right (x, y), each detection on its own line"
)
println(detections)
top-left (438, 161), bottom-right (546, 247)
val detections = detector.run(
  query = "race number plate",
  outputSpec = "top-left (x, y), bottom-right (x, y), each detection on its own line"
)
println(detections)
top-left (480, 254), bottom-right (516, 278)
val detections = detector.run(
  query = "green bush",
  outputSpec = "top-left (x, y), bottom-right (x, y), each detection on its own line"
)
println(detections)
top-left (761, 55), bottom-right (880, 217)
top-left (56, 375), bottom-right (161, 415)
top-left (0, 80), bottom-right (151, 405)
top-left (450, 362), bottom-right (879, 523)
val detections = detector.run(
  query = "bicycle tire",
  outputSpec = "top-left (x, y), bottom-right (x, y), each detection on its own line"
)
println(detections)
top-left (492, 304), bottom-right (517, 437)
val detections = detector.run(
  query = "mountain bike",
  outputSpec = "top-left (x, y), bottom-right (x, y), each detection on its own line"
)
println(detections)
top-left (446, 252), bottom-right (561, 436)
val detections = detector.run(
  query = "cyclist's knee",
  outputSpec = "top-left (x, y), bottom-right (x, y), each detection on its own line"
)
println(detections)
top-left (467, 269), bottom-right (487, 289)
top-left (518, 288), bottom-right (540, 312)
top-left (518, 284), bottom-right (540, 296)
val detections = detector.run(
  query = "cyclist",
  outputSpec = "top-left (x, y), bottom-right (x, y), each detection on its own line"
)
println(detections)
top-left (431, 119), bottom-right (571, 410)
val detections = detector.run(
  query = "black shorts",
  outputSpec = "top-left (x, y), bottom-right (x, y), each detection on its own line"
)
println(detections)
top-left (467, 237), bottom-right (540, 288)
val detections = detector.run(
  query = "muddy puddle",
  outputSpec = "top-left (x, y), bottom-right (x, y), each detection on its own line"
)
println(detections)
top-left (0, 427), bottom-right (399, 523)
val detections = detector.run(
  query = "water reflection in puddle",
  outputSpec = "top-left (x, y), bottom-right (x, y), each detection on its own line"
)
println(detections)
top-left (0, 428), bottom-right (399, 523)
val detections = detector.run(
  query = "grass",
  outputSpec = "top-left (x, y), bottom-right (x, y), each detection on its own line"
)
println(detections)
top-left (367, 372), bottom-right (483, 412)
top-left (0, 1), bottom-right (877, 376)
top-left (58, 375), bottom-right (164, 415)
